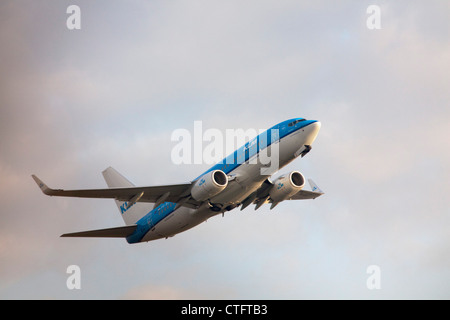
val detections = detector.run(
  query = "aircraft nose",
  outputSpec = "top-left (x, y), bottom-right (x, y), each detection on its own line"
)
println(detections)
top-left (304, 120), bottom-right (321, 145)
top-left (310, 121), bottom-right (321, 134)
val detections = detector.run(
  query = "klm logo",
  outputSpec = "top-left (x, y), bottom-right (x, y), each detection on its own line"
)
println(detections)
top-left (120, 202), bottom-right (130, 214)
top-left (277, 182), bottom-right (284, 190)
top-left (198, 178), bottom-right (206, 186)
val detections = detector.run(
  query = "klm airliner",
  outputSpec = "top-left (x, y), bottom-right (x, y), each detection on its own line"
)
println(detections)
top-left (32, 118), bottom-right (323, 244)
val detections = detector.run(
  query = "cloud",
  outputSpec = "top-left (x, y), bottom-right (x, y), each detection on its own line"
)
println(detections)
top-left (0, 0), bottom-right (449, 299)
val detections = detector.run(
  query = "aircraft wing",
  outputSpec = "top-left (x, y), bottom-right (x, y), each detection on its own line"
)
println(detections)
top-left (31, 175), bottom-right (201, 208)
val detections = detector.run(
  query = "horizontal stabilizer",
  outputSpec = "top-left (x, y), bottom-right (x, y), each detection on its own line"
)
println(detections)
top-left (61, 225), bottom-right (137, 238)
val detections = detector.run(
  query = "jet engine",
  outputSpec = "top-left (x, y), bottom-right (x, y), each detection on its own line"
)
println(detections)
top-left (191, 170), bottom-right (228, 202)
top-left (269, 171), bottom-right (305, 203)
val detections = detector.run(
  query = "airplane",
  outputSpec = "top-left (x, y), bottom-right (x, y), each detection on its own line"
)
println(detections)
top-left (32, 118), bottom-right (323, 244)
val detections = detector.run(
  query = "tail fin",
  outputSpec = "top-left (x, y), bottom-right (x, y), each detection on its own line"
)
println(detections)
top-left (102, 167), bottom-right (153, 225)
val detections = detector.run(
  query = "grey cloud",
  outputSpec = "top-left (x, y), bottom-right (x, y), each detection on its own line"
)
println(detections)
top-left (0, 0), bottom-right (449, 299)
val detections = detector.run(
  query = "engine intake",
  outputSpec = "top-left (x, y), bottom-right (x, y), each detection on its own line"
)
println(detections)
top-left (269, 171), bottom-right (305, 203)
top-left (191, 170), bottom-right (228, 202)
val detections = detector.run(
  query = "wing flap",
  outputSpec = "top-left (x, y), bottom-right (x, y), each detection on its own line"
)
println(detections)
top-left (61, 225), bottom-right (137, 238)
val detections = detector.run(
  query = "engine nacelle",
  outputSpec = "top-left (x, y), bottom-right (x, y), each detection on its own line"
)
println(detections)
top-left (191, 170), bottom-right (228, 202)
top-left (269, 171), bottom-right (305, 203)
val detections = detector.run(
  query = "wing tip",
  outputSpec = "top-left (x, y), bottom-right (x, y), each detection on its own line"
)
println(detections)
top-left (307, 178), bottom-right (324, 194)
top-left (31, 174), bottom-right (52, 195)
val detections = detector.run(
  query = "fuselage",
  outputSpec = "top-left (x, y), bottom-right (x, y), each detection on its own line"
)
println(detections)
top-left (128, 118), bottom-right (321, 243)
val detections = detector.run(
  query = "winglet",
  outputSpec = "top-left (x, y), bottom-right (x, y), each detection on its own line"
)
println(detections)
top-left (31, 175), bottom-right (53, 195)
top-left (308, 179), bottom-right (324, 194)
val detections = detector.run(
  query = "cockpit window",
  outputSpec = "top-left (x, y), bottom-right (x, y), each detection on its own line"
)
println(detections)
top-left (288, 119), bottom-right (306, 127)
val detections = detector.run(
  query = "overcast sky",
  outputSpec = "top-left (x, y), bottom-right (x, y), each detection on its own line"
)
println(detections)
top-left (1, 0), bottom-right (449, 299)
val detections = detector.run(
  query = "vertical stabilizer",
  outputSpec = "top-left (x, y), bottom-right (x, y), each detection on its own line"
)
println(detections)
top-left (102, 167), bottom-right (152, 225)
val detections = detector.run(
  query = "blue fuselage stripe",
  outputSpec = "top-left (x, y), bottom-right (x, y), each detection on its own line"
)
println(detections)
top-left (194, 119), bottom-right (316, 179)
top-left (126, 201), bottom-right (177, 243)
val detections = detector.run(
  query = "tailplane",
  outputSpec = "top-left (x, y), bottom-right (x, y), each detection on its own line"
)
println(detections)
top-left (102, 167), bottom-right (152, 225)
top-left (61, 225), bottom-right (137, 238)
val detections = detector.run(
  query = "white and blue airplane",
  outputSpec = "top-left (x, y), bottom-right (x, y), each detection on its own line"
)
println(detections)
top-left (32, 118), bottom-right (323, 244)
